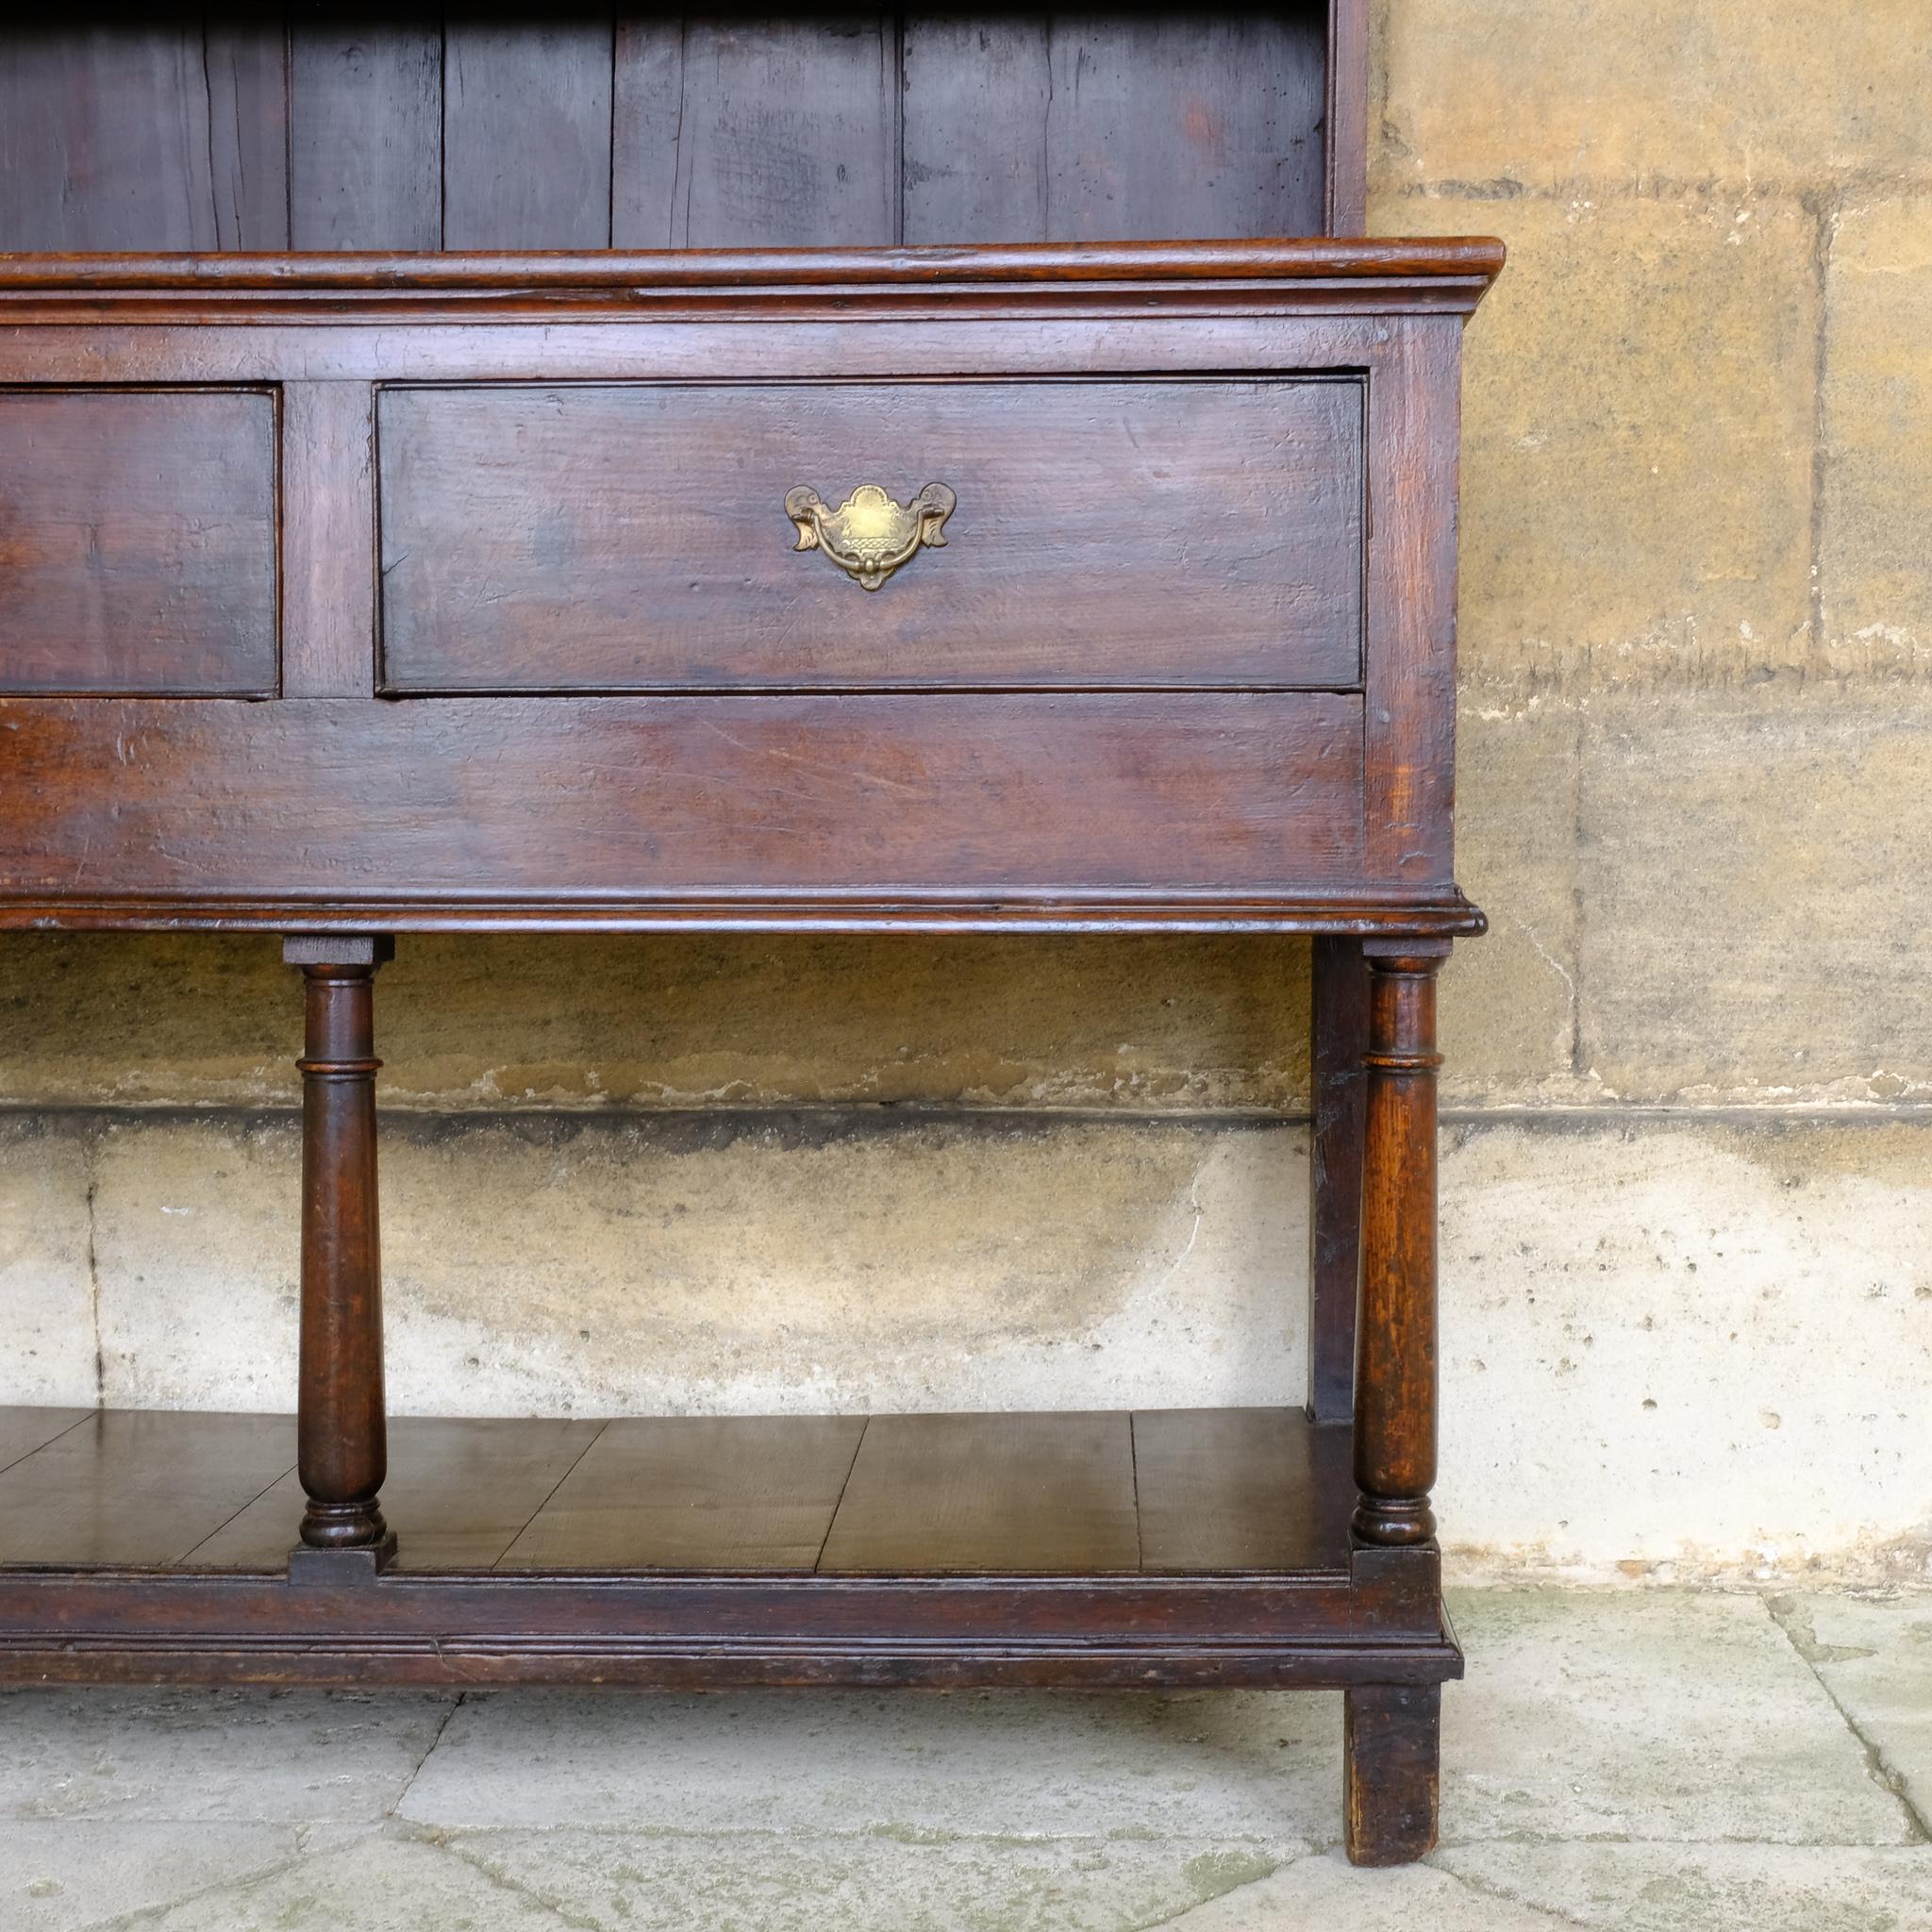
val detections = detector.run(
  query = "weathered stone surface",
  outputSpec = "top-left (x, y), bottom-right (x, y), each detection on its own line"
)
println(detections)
top-left (1441, 698), bottom-right (1584, 1105)
top-left (400, 1685), bottom-right (1332, 1843)
top-left (0, 1119), bottom-right (96, 1408)
top-left (1161, 1851), bottom-right (1573, 1929)
top-left (438, 1831), bottom-right (1287, 1932)
top-left (1821, 196), bottom-right (1932, 676)
top-left (85, 1113), bottom-right (1304, 1419)
top-left (0, 931), bottom-right (1310, 1114)
top-left (1441, 1119), bottom-right (1932, 1580)
top-left (1441, 1591), bottom-right (1910, 1844)
top-left (1377, 1), bottom-right (1932, 194)
top-left (1575, 684), bottom-right (1932, 1104)
top-left (1775, 1593), bottom-right (1932, 1827)
top-left (0, 1822), bottom-right (311, 1932)
top-left (0, 1689), bottom-right (453, 1823)
top-left (130, 1831), bottom-right (571, 1931)
top-left (1432, 1843), bottom-right (1932, 1931)
top-left (1381, 189), bottom-right (1820, 693)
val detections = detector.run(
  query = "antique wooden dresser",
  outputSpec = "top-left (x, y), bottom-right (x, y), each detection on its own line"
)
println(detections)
top-left (0, 6), bottom-right (1500, 1866)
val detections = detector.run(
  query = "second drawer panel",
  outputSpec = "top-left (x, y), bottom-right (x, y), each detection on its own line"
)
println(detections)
top-left (377, 377), bottom-right (1364, 693)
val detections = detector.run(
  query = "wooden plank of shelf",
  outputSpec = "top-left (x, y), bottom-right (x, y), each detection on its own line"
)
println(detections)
top-left (818, 1411), bottom-right (1140, 1574)
top-left (188, 1415), bottom-right (608, 1572)
top-left (1134, 1409), bottom-right (1353, 1574)
top-left (498, 1415), bottom-right (866, 1573)
top-left (0, 1411), bottom-right (294, 1566)
top-left (0, 1407), bottom-right (92, 1479)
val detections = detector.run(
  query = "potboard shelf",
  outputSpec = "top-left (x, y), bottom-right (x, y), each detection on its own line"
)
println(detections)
top-left (0, 1405), bottom-right (1457, 1693)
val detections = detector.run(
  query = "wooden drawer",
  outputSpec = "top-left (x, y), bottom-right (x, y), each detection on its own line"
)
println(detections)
top-left (0, 390), bottom-right (276, 696)
top-left (376, 378), bottom-right (1364, 693)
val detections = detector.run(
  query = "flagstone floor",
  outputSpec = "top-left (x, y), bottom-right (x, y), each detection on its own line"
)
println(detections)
top-left (2, 1590), bottom-right (1928, 1930)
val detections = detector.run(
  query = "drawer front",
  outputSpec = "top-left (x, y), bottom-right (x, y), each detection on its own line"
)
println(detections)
top-left (0, 390), bottom-right (277, 696)
top-left (377, 378), bottom-right (1363, 693)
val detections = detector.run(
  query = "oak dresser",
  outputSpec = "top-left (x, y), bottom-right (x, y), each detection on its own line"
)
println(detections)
top-left (0, 7), bottom-right (1501, 1866)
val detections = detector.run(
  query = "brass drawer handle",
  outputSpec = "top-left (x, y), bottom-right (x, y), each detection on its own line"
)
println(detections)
top-left (785, 482), bottom-right (956, 591)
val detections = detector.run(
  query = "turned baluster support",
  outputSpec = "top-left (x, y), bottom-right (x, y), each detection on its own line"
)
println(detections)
top-left (285, 934), bottom-right (397, 1580)
top-left (1343, 939), bottom-right (1448, 1864)
top-left (1351, 942), bottom-right (1445, 1545)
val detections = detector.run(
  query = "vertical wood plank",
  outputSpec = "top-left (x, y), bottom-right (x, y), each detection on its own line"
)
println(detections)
top-left (1307, 935), bottom-right (1369, 1423)
top-left (901, 19), bottom-right (1049, 245)
top-left (0, 26), bottom-right (217, 250)
top-left (206, 8), bottom-right (291, 249)
top-left (281, 383), bottom-right (377, 699)
top-left (608, 18), bottom-right (684, 247)
top-left (1325, 0), bottom-right (1371, 237)
top-left (1044, 16), bottom-right (1326, 242)
top-left (289, 14), bottom-right (442, 250)
top-left (613, 15), bottom-right (895, 248)
top-left (1363, 319), bottom-right (1461, 884)
top-left (444, 17), bottom-right (615, 248)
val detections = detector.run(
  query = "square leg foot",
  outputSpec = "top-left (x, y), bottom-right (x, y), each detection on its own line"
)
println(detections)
top-left (1344, 1683), bottom-right (1441, 1865)
top-left (288, 1531), bottom-right (399, 1587)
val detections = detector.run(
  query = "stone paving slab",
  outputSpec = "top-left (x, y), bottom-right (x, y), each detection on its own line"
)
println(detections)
top-left (0, 1821), bottom-right (312, 1932)
top-left (396, 1686), bottom-right (1340, 1844)
top-left (438, 1828), bottom-right (1293, 1932)
top-left (108, 1831), bottom-right (575, 1931)
top-left (1441, 1590), bottom-right (1912, 1844)
top-left (0, 1690), bottom-right (455, 1824)
top-left (1431, 1842), bottom-right (1932, 1932)
top-left (1776, 1592), bottom-right (1932, 1832)
top-left (1159, 1849), bottom-right (1577, 1929)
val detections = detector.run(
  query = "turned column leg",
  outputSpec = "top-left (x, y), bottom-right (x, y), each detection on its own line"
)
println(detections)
top-left (1345, 940), bottom-right (1447, 1863)
top-left (285, 935), bottom-right (396, 1577)
top-left (1351, 944), bottom-right (1443, 1545)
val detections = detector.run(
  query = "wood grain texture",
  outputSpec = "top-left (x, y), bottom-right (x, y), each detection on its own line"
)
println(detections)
top-left (1364, 315), bottom-right (1463, 884)
top-left (499, 1415), bottom-right (864, 1571)
top-left (444, 19), bottom-right (615, 249)
top-left (289, 15), bottom-right (443, 250)
top-left (1133, 1409), bottom-right (1351, 1574)
top-left (900, 20), bottom-right (1052, 244)
top-left (1326, 0), bottom-right (1371, 237)
top-left (291, 949), bottom-right (395, 1557)
top-left (0, 691), bottom-right (1366, 909)
top-left (1307, 934), bottom-right (1369, 1423)
top-left (206, 8), bottom-right (291, 250)
top-left (280, 382), bottom-right (377, 697)
top-left (0, 388), bottom-right (276, 695)
top-left (1353, 950), bottom-right (1443, 1547)
top-left (190, 1415), bottom-right (607, 1570)
top-left (1043, 16), bottom-right (1326, 243)
top-left (0, 1408), bottom-right (91, 1479)
top-left (0, 1410), bottom-right (295, 1566)
top-left (0, 25), bottom-right (216, 251)
top-left (376, 377), bottom-right (1364, 692)
top-left (818, 1412), bottom-right (1140, 1573)
top-left (613, 17), bottom-right (896, 249)
top-left (1345, 1683), bottom-right (1441, 1864)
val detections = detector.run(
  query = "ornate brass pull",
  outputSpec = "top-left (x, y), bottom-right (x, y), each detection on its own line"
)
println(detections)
top-left (785, 482), bottom-right (956, 591)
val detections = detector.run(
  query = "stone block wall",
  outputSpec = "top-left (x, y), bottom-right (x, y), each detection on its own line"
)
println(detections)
top-left (1, 1), bottom-right (1927, 1582)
